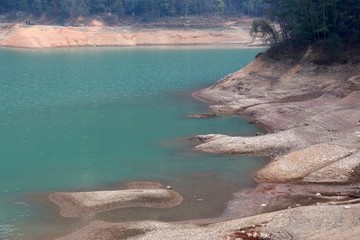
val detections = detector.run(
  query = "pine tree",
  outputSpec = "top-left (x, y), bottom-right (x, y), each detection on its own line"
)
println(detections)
top-left (90, 0), bottom-right (106, 14)
top-left (32, 0), bottom-right (43, 16)
top-left (0, 0), bottom-right (7, 13)
top-left (71, 0), bottom-right (89, 17)
top-left (216, 0), bottom-right (225, 15)
top-left (112, 0), bottom-right (125, 16)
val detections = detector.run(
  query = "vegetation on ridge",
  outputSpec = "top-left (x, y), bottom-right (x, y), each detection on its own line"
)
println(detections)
top-left (0, 0), bottom-right (265, 22)
top-left (252, 0), bottom-right (360, 64)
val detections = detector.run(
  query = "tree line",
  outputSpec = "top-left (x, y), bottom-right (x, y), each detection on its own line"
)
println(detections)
top-left (252, 0), bottom-right (360, 45)
top-left (0, 0), bottom-right (265, 21)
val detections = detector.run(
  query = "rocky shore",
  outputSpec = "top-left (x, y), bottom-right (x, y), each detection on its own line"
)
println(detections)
top-left (53, 47), bottom-right (360, 239)
top-left (193, 51), bottom-right (360, 185)
top-left (57, 203), bottom-right (360, 240)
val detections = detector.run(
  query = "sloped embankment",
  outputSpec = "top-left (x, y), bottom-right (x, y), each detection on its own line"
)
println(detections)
top-left (0, 23), bottom-right (258, 48)
top-left (194, 53), bottom-right (360, 185)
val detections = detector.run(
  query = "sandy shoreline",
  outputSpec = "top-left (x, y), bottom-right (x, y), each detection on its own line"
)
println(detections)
top-left (0, 22), bottom-right (261, 49)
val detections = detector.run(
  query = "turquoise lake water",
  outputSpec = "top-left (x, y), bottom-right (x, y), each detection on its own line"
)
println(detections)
top-left (0, 47), bottom-right (266, 239)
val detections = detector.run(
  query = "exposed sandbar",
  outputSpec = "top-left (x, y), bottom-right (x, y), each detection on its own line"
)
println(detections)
top-left (49, 183), bottom-right (183, 218)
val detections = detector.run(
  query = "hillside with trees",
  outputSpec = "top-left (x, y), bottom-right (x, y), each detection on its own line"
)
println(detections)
top-left (251, 0), bottom-right (360, 63)
top-left (0, 0), bottom-right (265, 23)
top-left (254, 0), bottom-right (360, 44)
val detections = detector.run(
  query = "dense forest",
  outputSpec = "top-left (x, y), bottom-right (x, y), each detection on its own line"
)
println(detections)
top-left (252, 0), bottom-right (360, 45)
top-left (0, 0), bottom-right (265, 21)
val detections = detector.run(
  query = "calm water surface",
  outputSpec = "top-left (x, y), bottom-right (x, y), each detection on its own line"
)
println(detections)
top-left (0, 47), bottom-right (266, 239)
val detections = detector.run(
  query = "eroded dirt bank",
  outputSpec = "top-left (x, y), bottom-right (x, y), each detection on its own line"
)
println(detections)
top-left (52, 48), bottom-right (360, 239)
top-left (0, 21), bottom-right (259, 48)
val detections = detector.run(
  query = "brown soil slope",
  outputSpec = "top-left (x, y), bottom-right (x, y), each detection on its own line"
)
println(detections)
top-left (0, 23), bottom-right (259, 48)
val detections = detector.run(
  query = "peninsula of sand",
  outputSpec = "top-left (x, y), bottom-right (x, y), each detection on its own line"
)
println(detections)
top-left (0, 19), bottom-right (259, 48)
top-left (2, 20), bottom-right (360, 239)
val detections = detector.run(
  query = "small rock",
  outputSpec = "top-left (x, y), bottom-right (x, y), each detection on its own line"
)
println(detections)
top-left (278, 108), bottom-right (286, 113)
top-left (260, 232), bottom-right (270, 238)
top-left (344, 205), bottom-right (351, 209)
top-left (195, 198), bottom-right (204, 202)
top-left (295, 204), bottom-right (301, 207)
top-left (193, 195), bottom-right (198, 199)
top-left (187, 113), bottom-right (218, 119)
top-left (304, 121), bottom-right (310, 126)
top-left (260, 203), bottom-right (267, 207)
top-left (247, 232), bottom-right (253, 237)
top-left (166, 186), bottom-right (172, 189)
top-left (315, 192), bottom-right (322, 197)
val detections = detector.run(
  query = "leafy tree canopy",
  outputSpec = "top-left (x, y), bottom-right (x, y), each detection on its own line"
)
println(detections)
top-left (0, 0), bottom-right (266, 21)
top-left (254, 0), bottom-right (360, 45)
